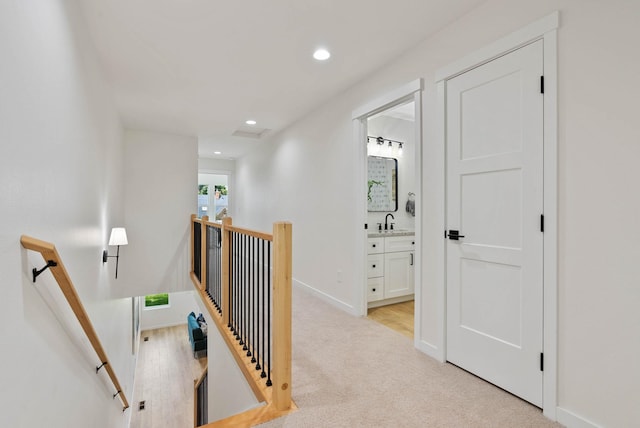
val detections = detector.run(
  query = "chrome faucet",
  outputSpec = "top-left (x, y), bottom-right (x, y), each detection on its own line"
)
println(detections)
top-left (384, 213), bottom-right (395, 230)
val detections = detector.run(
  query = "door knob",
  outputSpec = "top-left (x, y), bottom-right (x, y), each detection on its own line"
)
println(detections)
top-left (447, 230), bottom-right (465, 240)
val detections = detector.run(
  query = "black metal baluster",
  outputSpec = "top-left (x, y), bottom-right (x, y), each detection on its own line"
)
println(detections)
top-left (266, 240), bottom-right (272, 387)
top-left (243, 234), bottom-right (249, 351)
top-left (256, 239), bottom-right (262, 372)
top-left (194, 222), bottom-right (201, 283)
top-left (260, 238), bottom-right (266, 378)
top-left (218, 228), bottom-right (222, 313)
top-left (249, 236), bottom-right (255, 358)
top-left (228, 230), bottom-right (233, 329)
top-left (240, 232), bottom-right (244, 342)
top-left (234, 232), bottom-right (240, 339)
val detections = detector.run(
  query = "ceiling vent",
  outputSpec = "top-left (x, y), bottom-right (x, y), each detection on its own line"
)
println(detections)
top-left (232, 125), bottom-right (269, 139)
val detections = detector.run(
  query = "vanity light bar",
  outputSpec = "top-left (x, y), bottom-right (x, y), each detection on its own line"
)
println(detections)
top-left (366, 136), bottom-right (405, 147)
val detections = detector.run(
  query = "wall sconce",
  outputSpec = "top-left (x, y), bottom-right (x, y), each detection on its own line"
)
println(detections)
top-left (103, 227), bottom-right (128, 279)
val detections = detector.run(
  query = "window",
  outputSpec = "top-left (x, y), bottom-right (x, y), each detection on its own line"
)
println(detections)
top-left (144, 293), bottom-right (169, 308)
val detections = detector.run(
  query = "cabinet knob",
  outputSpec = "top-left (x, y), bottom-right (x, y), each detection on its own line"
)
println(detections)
top-left (412, 241), bottom-right (415, 245)
top-left (372, 244), bottom-right (376, 247)
top-left (372, 264), bottom-right (376, 268)
top-left (372, 288), bottom-right (376, 292)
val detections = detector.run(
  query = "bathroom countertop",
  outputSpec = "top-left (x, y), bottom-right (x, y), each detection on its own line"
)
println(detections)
top-left (367, 230), bottom-right (415, 238)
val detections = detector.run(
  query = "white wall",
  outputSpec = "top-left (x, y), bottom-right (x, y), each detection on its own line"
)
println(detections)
top-left (206, 312), bottom-right (262, 422)
top-left (367, 114), bottom-right (416, 231)
top-left (0, 1), bottom-right (134, 427)
top-left (199, 157), bottom-right (236, 173)
top-left (139, 291), bottom-right (201, 331)
top-left (119, 130), bottom-right (198, 298)
top-left (235, 1), bottom-right (640, 426)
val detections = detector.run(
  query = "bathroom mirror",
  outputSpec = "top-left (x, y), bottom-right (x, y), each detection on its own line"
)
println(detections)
top-left (367, 156), bottom-right (398, 212)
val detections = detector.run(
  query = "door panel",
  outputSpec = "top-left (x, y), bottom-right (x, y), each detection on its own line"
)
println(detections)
top-left (446, 40), bottom-right (544, 406)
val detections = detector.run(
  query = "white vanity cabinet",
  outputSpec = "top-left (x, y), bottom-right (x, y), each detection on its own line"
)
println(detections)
top-left (367, 235), bottom-right (415, 304)
top-left (367, 237), bottom-right (385, 302)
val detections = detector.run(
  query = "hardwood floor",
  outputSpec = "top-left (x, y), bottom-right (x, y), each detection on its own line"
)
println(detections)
top-left (130, 325), bottom-right (207, 428)
top-left (367, 300), bottom-right (414, 339)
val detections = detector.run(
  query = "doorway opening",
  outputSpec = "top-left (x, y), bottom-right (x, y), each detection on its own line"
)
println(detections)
top-left (198, 173), bottom-right (230, 221)
top-left (365, 101), bottom-right (417, 338)
top-left (352, 79), bottom-right (422, 343)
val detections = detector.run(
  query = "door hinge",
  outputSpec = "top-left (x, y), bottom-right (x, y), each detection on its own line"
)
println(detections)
top-left (540, 76), bottom-right (545, 94)
top-left (444, 230), bottom-right (447, 239)
top-left (540, 353), bottom-right (544, 371)
top-left (540, 214), bottom-right (544, 232)
top-left (364, 223), bottom-right (368, 230)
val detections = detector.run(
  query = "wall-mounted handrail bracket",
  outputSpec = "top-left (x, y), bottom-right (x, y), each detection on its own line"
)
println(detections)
top-left (32, 260), bottom-right (57, 283)
top-left (113, 390), bottom-right (122, 400)
top-left (96, 361), bottom-right (108, 373)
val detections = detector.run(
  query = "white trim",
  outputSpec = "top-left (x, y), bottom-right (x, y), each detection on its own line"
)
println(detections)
top-left (557, 408), bottom-right (602, 428)
top-left (352, 79), bottom-right (423, 120)
top-left (435, 12), bottom-right (559, 418)
top-left (542, 28), bottom-right (559, 421)
top-left (293, 279), bottom-right (359, 316)
top-left (434, 81), bottom-right (447, 363)
top-left (416, 339), bottom-right (440, 361)
top-left (411, 90), bottom-right (424, 351)
top-left (435, 11), bottom-right (559, 82)
top-left (354, 118), bottom-right (368, 317)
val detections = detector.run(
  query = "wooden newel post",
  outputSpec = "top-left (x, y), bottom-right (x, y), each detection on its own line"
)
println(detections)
top-left (221, 217), bottom-right (232, 326)
top-left (201, 216), bottom-right (209, 291)
top-left (190, 214), bottom-right (197, 274)
top-left (272, 221), bottom-right (292, 411)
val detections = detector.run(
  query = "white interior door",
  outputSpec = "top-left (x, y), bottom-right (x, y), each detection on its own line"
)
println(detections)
top-left (446, 40), bottom-right (544, 406)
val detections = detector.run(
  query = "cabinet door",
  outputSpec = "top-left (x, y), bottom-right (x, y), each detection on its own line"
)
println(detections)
top-left (383, 251), bottom-right (415, 298)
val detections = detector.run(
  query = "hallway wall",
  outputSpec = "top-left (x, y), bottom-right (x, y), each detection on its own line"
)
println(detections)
top-left (0, 1), bottom-right (134, 427)
top-left (119, 129), bottom-right (197, 298)
top-left (234, 1), bottom-right (640, 426)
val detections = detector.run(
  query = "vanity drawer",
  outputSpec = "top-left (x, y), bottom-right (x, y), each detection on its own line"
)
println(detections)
top-left (367, 237), bottom-right (384, 254)
top-left (367, 254), bottom-right (384, 278)
top-left (367, 277), bottom-right (383, 302)
top-left (384, 236), bottom-right (415, 253)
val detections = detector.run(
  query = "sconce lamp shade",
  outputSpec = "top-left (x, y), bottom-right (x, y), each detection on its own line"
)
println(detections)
top-left (108, 228), bottom-right (128, 246)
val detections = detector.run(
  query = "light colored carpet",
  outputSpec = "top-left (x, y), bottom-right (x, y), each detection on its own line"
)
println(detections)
top-left (259, 287), bottom-right (562, 428)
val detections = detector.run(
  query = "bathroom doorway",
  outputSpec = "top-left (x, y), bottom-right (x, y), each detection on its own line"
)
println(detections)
top-left (364, 101), bottom-right (417, 338)
top-left (352, 80), bottom-right (422, 343)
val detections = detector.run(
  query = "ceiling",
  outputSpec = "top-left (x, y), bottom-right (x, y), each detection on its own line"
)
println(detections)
top-left (79, 0), bottom-right (483, 159)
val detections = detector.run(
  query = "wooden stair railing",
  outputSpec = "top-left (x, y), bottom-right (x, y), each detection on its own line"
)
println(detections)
top-left (190, 215), bottom-right (295, 427)
top-left (20, 235), bottom-right (130, 411)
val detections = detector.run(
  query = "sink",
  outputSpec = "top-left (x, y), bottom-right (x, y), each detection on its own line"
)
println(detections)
top-left (368, 228), bottom-right (414, 237)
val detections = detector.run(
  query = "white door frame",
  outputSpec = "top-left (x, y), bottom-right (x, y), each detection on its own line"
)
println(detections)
top-left (352, 79), bottom-right (423, 343)
top-left (434, 12), bottom-right (559, 419)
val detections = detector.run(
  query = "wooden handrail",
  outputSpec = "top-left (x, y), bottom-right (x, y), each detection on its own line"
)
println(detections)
top-left (20, 235), bottom-right (130, 411)
top-left (226, 225), bottom-right (273, 242)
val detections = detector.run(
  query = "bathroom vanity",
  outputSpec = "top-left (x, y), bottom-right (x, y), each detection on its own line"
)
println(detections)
top-left (367, 231), bottom-right (415, 307)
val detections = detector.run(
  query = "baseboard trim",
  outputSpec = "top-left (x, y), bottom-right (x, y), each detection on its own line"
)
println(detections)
top-left (293, 279), bottom-right (358, 316)
top-left (557, 407), bottom-right (601, 428)
top-left (140, 321), bottom-right (187, 331)
top-left (416, 339), bottom-right (444, 363)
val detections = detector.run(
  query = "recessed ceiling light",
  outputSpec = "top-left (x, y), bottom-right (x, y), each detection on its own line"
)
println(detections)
top-left (214, 151), bottom-right (221, 155)
top-left (245, 120), bottom-right (257, 125)
top-left (313, 48), bottom-right (331, 61)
